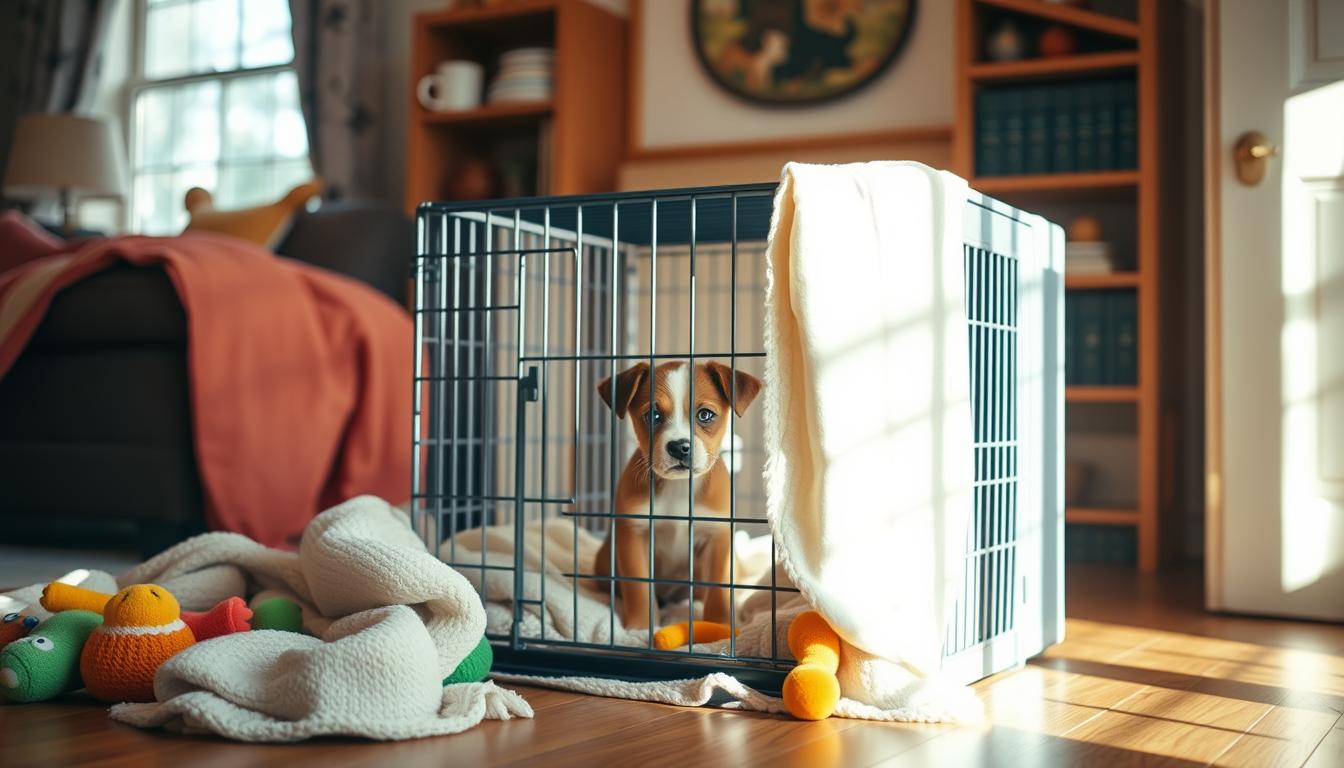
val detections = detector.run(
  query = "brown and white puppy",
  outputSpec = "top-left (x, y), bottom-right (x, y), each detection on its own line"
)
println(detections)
top-left (592, 360), bottom-right (761, 630)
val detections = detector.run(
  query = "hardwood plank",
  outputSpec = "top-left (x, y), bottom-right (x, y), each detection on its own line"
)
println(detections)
top-left (1303, 719), bottom-right (1344, 768)
top-left (971, 170), bottom-right (1141, 194)
top-left (1066, 386), bottom-right (1142, 403)
top-left (1066, 272), bottom-right (1142, 290)
top-left (969, 51), bottom-right (1140, 80)
top-left (1051, 709), bottom-right (1245, 764)
top-left (1213, 709), bottom-right (1341, 768)
top-left (1066, 507), bottom-right (1140, 526)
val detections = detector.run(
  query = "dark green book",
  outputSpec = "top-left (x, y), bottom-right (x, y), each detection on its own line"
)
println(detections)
top-left (1051, 85), bottom-right (1075, 172)
top-left (977, 90), bottom-right (1002, 176)
top-left (1077, 293), bottom-right (1104, 384)
top-left (1118, 80), bottom-right (1138, 168)
top-left (1065, 293), bottom-right (1078, 384)
top-left (1113, 291), bottom-right (1138, 384)
top-left (1095, 81), bottom-right (1118, 170)
top-left (1024, 87), bottom-right (1051, 174)
top-left (1001, 88), bottom-right (1025, 176)
top-left (1074, 83), bottom-right (1096, 172)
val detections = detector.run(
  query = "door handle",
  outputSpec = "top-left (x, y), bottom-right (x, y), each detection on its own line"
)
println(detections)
top-left (1234, 131), bottom-right (1278, 186)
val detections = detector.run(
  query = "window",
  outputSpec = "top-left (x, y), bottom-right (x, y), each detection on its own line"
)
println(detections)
top-left (131, 0), bottom-right (310, 235)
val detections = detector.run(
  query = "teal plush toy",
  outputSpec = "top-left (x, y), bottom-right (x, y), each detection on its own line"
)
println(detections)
top-left (442, 634), bottom-right (492, 685)
top-left (0, 610), bottom-right (103, 703)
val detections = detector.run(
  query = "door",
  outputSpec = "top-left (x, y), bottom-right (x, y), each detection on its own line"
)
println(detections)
top-left (1208, 0), bottom-right (1344, 620)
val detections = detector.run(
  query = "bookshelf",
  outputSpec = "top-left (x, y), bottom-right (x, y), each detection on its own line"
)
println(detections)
top-left (404, 0), bottom-right (625, 212)
top-left (955, 0), bottom-right (1176, 571)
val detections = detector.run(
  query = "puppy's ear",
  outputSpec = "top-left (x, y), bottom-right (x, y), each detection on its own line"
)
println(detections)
top-left (705, 362), bottom-right (762, 417)
top-left (596, 362), bottom-right (649, 419)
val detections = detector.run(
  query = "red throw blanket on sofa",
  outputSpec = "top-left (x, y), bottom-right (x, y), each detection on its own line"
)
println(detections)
top-left (0, 212), bottom-right (413, 548)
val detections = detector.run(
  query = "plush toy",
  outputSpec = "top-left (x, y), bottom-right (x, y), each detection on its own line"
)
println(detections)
top-left (652, 621), bottom-right (734, 650)
top-left (0, 612), bottom-right (40, 646)
top-left (0, 610), bottom-right (103, 703)
top-left (781, 611), bottom-right (842, 721)
top-left (41, 582), bottom-right (252, 641)
top-left (251, 597), bottom-right (307, 634)
top-left (442, 634), bottom-right (493, 685)
top-left (79, 584), bottom-right (196, 703)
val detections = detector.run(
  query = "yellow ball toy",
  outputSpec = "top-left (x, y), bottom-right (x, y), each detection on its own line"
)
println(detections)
top-left (781, 610), bottom-right (842, 720)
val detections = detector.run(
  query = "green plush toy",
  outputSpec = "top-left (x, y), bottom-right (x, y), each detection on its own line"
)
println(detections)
top-left (442, 634), bottom-right (493, 685)
top-left (0, 610), bottom-right (103, 703)
top-left (251, 597), bottom-right (307, 634)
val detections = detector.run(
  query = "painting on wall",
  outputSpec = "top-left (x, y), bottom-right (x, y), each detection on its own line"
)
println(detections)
top-left (692, 0), bottom-right (918, 105)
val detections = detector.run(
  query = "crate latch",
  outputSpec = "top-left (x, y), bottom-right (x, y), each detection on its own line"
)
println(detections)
top-left (520, 366), bottom-right (540, 402)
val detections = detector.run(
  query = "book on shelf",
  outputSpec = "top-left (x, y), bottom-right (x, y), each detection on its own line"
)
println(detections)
top-left (1065, 291), bottom-right (1138, 386)
top-left (1001, 88), bottom-right (1025, 176)
top-left (976, 90), bottom-right (1003, 176)
top-left (975, 78), bottom-right (1138, 178)
top-left (1073, 82), bottom-right (1096, 172)
top-left (1095, 81), bottom-right (1118, 170)
top-left (1052, 84), bottom-right (1075, 173)
top-left (1024, 88), bottom-right (1050, 174)
top-left (1065, 241), bottom-right (1113, 274)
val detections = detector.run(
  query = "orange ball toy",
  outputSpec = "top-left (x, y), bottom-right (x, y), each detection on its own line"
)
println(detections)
top-left (79, 584), bottom-right (196, 703)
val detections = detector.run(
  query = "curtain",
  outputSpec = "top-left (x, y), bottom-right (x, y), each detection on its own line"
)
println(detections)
top-left (289, 0), bottom-right (387, 202)
top-left (0, 0), bottom-right (119, 199)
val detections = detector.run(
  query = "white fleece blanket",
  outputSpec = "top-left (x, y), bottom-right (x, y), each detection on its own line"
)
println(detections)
top-left (0, 496), bottom-right (532, 742)
top-left (456, 521), bottom-right (981, 723)
top-left (763, 161), bottom-right (974, 675)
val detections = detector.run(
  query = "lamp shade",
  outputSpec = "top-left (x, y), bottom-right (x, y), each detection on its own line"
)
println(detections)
top-left (3, 114), bottom-right (129, 199)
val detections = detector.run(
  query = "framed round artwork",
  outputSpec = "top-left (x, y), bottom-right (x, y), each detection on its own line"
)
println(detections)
top-left (691, 0), bottom-right (918, 105)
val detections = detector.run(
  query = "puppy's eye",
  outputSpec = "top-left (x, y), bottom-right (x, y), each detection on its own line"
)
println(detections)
top-left (646, 409), bottom-right (663, 426)
top-left (697, 408), bottom-right (716, 424)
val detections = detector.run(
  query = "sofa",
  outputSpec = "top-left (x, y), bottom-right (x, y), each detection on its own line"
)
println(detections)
top-left (0, 202), bottom-right (413, 555)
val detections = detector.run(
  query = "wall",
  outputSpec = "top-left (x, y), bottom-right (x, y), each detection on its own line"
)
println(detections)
top-left (634, 0), bottom-right (952, 152)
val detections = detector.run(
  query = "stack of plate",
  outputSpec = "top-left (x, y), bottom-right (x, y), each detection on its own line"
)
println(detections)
top-left (487, 47), bottom-right (554, 104)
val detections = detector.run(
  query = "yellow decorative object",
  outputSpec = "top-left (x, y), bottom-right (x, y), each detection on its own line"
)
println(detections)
top-left (1066, 214), bottom-right (1103, 243)
top-left (781, 610), bottom-right (842, 720)
top-left (651, 620), bottom-right (734, 650)
top-left (182, 179), bottom-right (322, 249)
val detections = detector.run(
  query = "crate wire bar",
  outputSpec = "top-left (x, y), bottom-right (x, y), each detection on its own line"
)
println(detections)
top-left (412, 182), bottom-right (1064, 692)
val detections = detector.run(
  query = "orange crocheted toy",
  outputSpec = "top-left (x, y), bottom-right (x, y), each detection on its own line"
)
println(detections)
top-left (78, 584), bottom-right (196, 703)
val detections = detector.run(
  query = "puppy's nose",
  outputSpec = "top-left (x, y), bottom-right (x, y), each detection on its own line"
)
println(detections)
top-left (667, 439), bottom-right (692, 462)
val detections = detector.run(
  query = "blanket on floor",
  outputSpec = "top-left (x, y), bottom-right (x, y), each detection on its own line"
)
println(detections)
top-left (445, 522), bottom-right (980, 723)
top-left (0, 212), bottom-right (413, 547)
top-left (0, 496), bottom-right (531, 742)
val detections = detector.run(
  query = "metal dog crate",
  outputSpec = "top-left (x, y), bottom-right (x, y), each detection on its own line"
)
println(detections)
top-left (412, 182), bottom-right (1064, 693)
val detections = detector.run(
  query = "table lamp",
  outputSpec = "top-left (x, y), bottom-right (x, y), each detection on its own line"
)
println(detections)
top-left (3, 113), bottom-right (129, 235)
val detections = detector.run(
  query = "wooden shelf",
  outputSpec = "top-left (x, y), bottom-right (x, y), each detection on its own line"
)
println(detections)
top-left (972, 170), bottom-right (1140, 194)
top-left (421, 101), bottom-right (553, 128)
top-left (969, 51), bottom-right (1139, 80)
top-left (1067, 386), bottom-right (1139, 403)
top-left (419, 0), bottom-right (556, 29)
top-left (1066, 272), bottom-right (1140, 290)
top-left (974, 0), bottom-right (1140, 39)
top-left (1066, 507), bottom-right (1139, 526)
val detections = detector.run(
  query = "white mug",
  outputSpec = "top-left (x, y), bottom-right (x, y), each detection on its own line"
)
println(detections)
top-left (417, 60), bottom-right (484, 112)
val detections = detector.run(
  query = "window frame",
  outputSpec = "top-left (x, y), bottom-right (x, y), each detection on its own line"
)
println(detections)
top-left (128, 0), bottom-right (304, 233)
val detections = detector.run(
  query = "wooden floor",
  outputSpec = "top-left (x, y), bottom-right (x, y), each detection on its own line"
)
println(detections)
top-left (2, 564), bottom-right (1341, 767)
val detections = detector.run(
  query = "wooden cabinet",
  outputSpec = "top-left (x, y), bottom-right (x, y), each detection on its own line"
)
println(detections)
top-left (405, 0), bottom-right (626, 212)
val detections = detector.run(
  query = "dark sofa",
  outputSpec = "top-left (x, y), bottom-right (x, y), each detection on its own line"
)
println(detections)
top-left (0, 202), bottom-right (412, 555)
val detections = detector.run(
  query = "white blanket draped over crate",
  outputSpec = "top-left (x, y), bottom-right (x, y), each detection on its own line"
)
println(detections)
top-left (0, 496), bottom-right (532, 742)
top-left (762, 160), bottom-right (975, 676)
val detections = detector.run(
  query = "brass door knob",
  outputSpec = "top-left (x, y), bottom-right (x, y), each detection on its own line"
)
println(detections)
top-left (1234, 131), bottom-right (1278, 186)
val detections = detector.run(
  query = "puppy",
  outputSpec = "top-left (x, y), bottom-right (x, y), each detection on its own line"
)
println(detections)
top-left (592, 360), bottom-right (761, 630)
